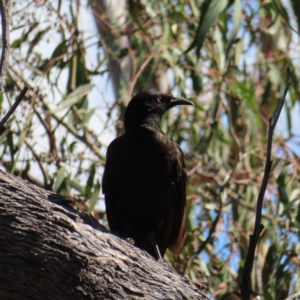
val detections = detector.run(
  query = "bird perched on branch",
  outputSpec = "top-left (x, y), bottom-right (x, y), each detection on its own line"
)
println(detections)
top-left (102, 90), bottom-right (193, 260)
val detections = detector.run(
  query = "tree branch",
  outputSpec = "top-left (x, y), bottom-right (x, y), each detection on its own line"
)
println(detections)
top-left (0, 86), bottom-right (29, 135)
top-left (0, 170), bottom-right (209, 300)
top-left (240, 67), bottom-right (291, 300)
top-left (0, 0), bottom-right (10, 91)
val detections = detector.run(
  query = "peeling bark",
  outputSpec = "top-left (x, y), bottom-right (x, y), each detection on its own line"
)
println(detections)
top-left (0, 170), bottom-right (209, 300)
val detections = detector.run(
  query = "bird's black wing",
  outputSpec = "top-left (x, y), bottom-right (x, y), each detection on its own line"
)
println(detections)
top-left (102, 129), bottom-right (187, 258)
top-left (156, 141), bottom-right (187, 255)
top-left (102, 135), bottom-right (131, 235)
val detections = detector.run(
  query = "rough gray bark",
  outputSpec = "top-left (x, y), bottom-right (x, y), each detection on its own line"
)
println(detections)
top-left (0, 170), bottom-right (209, 300)
top-left (0, 0), bottom-right (11, 91)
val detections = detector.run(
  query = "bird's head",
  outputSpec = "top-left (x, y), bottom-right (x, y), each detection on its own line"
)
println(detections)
top-left (124, 90), bottom-right (193, 132)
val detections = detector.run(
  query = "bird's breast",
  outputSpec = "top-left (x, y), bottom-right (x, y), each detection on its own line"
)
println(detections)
top-left (111, 130), bottom-right (180, 184)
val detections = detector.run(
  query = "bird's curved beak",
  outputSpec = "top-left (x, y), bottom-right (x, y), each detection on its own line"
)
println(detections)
top-left (168, 97), bottom-right (194, 109)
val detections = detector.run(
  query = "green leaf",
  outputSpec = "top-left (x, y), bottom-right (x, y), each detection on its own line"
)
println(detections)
top-left (277, 164), bottom-right (291, 206)
top-left (204, 202), bottom-right (218, 210)
top-left (185, 0), bottom-right (228, 57)
top-left (189, 0), bottom-right (200, 18)
top-left (128, 0), bottom-right (148, 36)
top-left (291, 0), bottom-right (300, 32)
top-left (16, 109), bottom-right (34, 151)
top-left (191, 58), bottom-right (203, 92)
top-left (7, 131), bottom-right (15, 169)
top-left (11, 39), bottom-right (21, 49)
top-left (226, 0), bottom-right (241, 54)
top-left (0, 92), bottom-right (3, 107)
top-left (58, 83), bottom-right (93, 110)
top-left (53, 167), bottom-right (67, 192)
top-left (173, 65), bottom-right (185, 82)
top-left (269, 63), bottom-right (281, 86)
top-left (234, 37), bottom-right (244, 65)
top-left (229, 95), bottom-right (239, 127)
top-left (285, 101), bottom-right (292, 137)
top-left (213, 26), bottom-right (225, 71)
top-left (85, 164), bottom-right (96, 197)
top-left (230, 81), bottom-right (259, 113)
top-left (51, 40), bottom-right (67, 58)
top-left (68, 141), bottom-right (77, 154)
top-left (116, 47), bottom-right (129, 59)
top-left (82, 108), bottom-right (96, 124)
top-left (70, 180), bottom-right (85, 195)
top-left (87, 181), bottom-right (101, 214)
top-left (289, 188), bottom-right (300, 202)
top-left (57, 0), bottom-right (62, 12)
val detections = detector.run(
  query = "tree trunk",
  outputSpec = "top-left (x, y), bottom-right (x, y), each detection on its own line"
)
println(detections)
top-left (0, 170), bottom-right (209, 300)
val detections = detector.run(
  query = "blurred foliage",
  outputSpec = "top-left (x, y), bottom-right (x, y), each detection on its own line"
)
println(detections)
top-left (0, 0), bottom-right (300, 299)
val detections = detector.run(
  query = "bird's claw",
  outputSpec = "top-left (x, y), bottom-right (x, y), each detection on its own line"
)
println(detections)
top-left (126, 237), bottom-right (135, 245)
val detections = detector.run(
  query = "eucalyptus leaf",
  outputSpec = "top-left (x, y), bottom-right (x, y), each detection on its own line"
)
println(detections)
top-left (87, 181), bottom-right (101, 214)
top-left (58, 84), bottom-right (93, 110)
top-left (53, 167), bottom-right (67, 192)
top-left (185, 0), bottom-right (228, 57)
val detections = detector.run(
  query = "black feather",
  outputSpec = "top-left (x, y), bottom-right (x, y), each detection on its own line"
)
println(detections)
top-left (102, 90), bottom-right (193, 259)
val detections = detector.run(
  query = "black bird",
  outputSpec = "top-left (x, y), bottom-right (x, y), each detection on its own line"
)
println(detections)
top-left (102, 90), bottom-right (193, 259)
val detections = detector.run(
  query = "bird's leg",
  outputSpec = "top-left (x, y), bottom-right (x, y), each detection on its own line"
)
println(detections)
top-left (148, 232), bottom-right (163, 261)
top-left (123, 223), bottom-right (135, 245)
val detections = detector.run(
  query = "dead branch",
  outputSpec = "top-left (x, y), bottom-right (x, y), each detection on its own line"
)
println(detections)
top-left (0, 86), bottom-right (29, 135)
top-left (240, 67), bottom-right (291, 300)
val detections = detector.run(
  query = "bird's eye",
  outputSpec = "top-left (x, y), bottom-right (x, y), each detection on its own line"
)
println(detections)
top-left (156, 97), bottom-right (161, 103)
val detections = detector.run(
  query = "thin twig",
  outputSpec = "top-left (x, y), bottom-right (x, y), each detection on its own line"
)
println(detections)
top-left (240, 67), bottom-right (291, 300)
top-left (0, 86), bottom-right (29, 135)
top-left (39, 97), bottom-right (105, 160)
top-left (24, 139), bottom-right (49, 187)
top-left (285, 290), bottom-right (300, 300)
top-left (0, 0), bottom-right (11, 90)
top-left (128, 52), bottom-right (156, 99)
